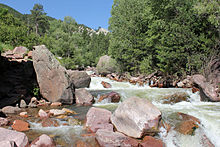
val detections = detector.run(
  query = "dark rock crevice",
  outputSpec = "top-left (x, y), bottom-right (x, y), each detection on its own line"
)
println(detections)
top-left (0, 56), bottom-right (38, 108)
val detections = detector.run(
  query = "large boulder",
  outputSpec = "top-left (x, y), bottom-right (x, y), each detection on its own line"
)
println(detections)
top-left (32, 45), bottom-right (74, 104)
top-left (67, 70), bottom-right (91, 88)
top-left (75, 88), bottom-right (94, 105)
top-left (96, 55), bottom-right (120, 75)
top-left (86, 107), bottom-right (113, 133)
top-left (111, 97), bottom-right (161, 138)
top-left (192, 74), bottom-right (220, 101)
top-left (0, 127), bottom-right (29, 147)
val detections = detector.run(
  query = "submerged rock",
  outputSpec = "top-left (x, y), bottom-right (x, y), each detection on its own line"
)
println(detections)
top-left (75, 88), bottom-right (94, 106)
top-left (86, 107), bottom-right (113, 133)
top-left (161, 93), bottom-right (190, 104)
top-left (140, 136), bottom-right (164, 147)
top-left (32, 45), bottom-right (74, 104)
top-left (175, 112), bottom-right (200, 135)
top-left (111, 97), bottom-right (161, 138)
top-left (101, 81), bottom-right (112, 88)
top-left (67, 70), bottom-right (91, 88)
top-left (30, 134), bottom-right (55, 147)
top-left (98, 91), bottom-right (121, 103)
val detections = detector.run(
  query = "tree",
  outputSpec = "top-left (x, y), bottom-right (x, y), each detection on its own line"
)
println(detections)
top-left (30, 4), bottom-right (49, 36)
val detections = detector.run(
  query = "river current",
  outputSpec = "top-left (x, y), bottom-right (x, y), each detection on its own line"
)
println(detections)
top-left (30, 75), bottom-right (220, 147)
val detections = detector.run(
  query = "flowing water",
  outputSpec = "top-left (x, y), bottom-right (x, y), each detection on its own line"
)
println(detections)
top-left (30, 75), bottom-right (220, 147)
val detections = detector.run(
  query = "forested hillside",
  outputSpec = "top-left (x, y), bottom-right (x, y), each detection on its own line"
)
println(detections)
top-left (0, 3), bottom-right (109, 69)
top-left (0, 1), bottom-right (219, 77)
top-left (109, 0), bottom-right (220, 76)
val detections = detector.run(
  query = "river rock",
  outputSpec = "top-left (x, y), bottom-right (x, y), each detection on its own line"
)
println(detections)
top-left (75, 88), bottom-right (94, 105)
top-left (20, 99), bottom-right (27, 108)
top-left (140, 136), bottom-right (164, 147)
top-left (28, 97), bottom-right (38, 108)
top-left (32, 45), bottom-right (74, 104)
top-left (49, 109), bottom-right (66, 116)
top-left (0, 141), bottom-right (16, 147)
top-left (96, 129), bottom-right (139, 147)
top-left (41, 118), bottom-right (59, 127)
top-left (38, 109), bottom-right (48, 119)
top-left (50, 102), bottom-right (62, 106)
top-left (67, 70), bottom-right (91, 88)
top-left (0, 117), bottom-right (8, 126)
top-left (96, 55), bottom-right (120, 75)
top-left (86, 107), bottom-right (113, 133)
top-left (101, 81), bottom-right (112, 88)
top-left (2, 106), bottom-right (21, 114)
top-left (68, 118), bottom-right (81, 126)
top-left (192, 74), bottom-right (220, 102)
top-left (30, 134), bottom-right (55, 147)
top-left (98, 91), bottom-right (121, 103)
top-left (162, 93), bottom-right (190, 104)
top-left (111, 97), bottom-right (161, 138)
top-left (13, 46), bottom-right (28, 56)
top-left (19, 112), bottom-right (28, 118)
top-left (0, 128), bottom-right (29, 147)
top-left (28, 51), bottom-right (32, 59)
top-left (12, 120), bottom-right (29, 132)
top-left (175, 112), bottom-right (200, 135)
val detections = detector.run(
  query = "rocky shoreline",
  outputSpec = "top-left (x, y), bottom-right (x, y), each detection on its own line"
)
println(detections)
top-left (0, 45), bottom-right (219, 146)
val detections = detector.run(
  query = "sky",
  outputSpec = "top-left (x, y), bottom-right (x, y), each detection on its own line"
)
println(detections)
top-left (0, 0), bottom-right (113, 30)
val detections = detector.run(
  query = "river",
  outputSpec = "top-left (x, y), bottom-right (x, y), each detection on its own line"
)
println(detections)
top-left (29, 76), bottom-right (220, 147)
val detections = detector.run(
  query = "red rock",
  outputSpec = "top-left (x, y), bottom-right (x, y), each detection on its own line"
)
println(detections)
top-left (111, 97), bottom-right (161, 138)
top-left (192, 87), bottom-right (199, 93)
top-left (38, 109), bottom-right (48, 119)
top-left (86, 107), bottom-right (113, 133)
top-left (19, 112), bottom-right (28, 118)
top-left (98, 91), bottom-right (121, 103)
top-left (28, 51), bottom-right (32, 59)
top-left (32, 45), bottom-right (74, 104)
top-left (76, 140), bottom-right (91, 147)
top-left (12, 120), bottom-right (30, 132)
top-left (140, 136), bottom-right (164, 147)
top-left (75, 88), bottom-right (94, 106)
top-left (51, 102), bottom-right (62, 106)
top-left (41, 118), bottom-right (59, 127)
top-left (177, 112), bottom-right (200, 124)
top-left (176, 113), bottom-right (200, 135)
top-left (13, 46), bottom-right (28, 55)
top-left (96, 129), bottom-right (138, 147)
top-left (0, 117), bottom-right (8, 126)
top-left (101, 81), bottom-right (112, 88)
top-left (13, 53), bottom-right (24, 59)
top-left (0, 128), bottom-right (29, 147)
top-left (30, 134), bottom-right (55, 147)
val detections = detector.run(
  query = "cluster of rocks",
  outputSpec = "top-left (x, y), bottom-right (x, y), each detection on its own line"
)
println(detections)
top-left (0, 101), bottom-right (79, 146)
top-left (0, 45), bottom-right (93, 108)
top-left (1, 46), bottom-right (32, 62)
top-left (84, 97), bottom-right (213, 147)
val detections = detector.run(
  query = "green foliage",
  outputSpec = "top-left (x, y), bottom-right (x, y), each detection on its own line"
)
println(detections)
top-left (32, 86), bottom-right (40, 97)
top-left (0, 3), bottom-right (23, 19)
top-left (109, 0), bottom-right (219, 76)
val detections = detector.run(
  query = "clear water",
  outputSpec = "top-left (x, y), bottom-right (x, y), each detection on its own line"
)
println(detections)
top-left (30, 76), bottom-right (220, 147)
